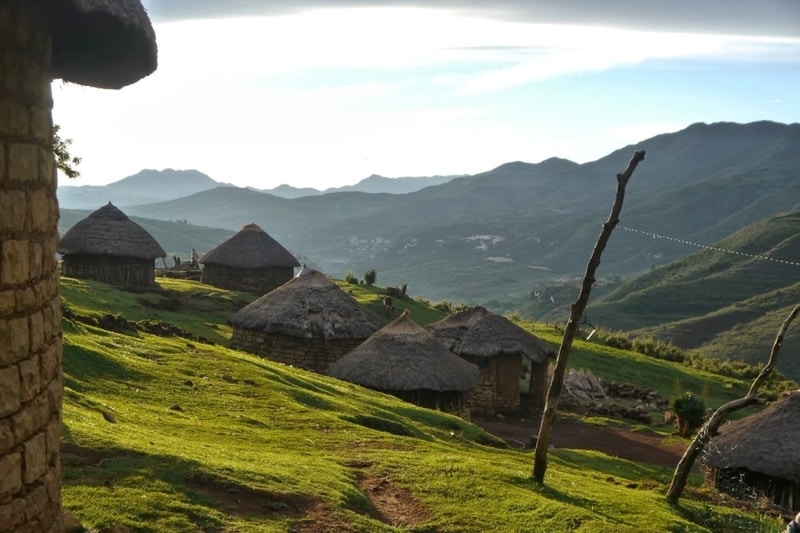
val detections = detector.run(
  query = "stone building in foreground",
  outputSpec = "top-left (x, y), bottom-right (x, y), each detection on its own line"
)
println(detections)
top-left (0, 2), bottom-right (156, 531)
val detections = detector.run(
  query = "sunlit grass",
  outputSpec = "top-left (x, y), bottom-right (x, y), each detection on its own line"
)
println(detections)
top-left (60, 277), bottom-right (780, 532)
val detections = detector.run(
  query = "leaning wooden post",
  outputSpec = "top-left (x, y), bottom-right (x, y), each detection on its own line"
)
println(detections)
top-left (665, 303), bottom-right (800, 503)
top-left (532, 150), bottom-right (646, 483)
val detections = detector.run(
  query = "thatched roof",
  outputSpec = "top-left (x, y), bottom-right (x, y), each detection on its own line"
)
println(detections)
top-left (201, 223), bottom-right (299, 269)
top-left (51, 0), bottom-right (157, 89)
top-left (703, 390), bottom-right (800, 482)
top-left (328, 311), bottom-right (479, 392)
top-left (58, 202), bottom-right (166, 259)
top-left (427, 306), bottom-right (556, 363)
top-left (229, 270), bottom-right (384, 339)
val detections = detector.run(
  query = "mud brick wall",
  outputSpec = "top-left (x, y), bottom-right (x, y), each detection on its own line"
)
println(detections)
top-left (0, 3), bottom-right (64, 532)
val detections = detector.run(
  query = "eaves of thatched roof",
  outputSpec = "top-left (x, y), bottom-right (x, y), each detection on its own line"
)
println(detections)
top-left (57, 202), bottom-right (166, 259)
top-left (427, 306), bottom-right (556, 363)
top-left (229, 270), bottom-right (384, 339)
top-left (201, 223), bottom-right (299, 269)
top-left (329, 311), bottom-right (479, 392)
top-left (703, 390), bottom-right (800, 482)
top-left (52, 0), bottom-right (158, 89)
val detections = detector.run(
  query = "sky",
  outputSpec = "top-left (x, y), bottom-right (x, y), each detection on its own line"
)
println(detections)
top-left (51, 0), bottom-right (800, 190)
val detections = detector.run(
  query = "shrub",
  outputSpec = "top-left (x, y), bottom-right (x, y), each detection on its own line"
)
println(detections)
top-left (671, 391), bottom-right (706, 437)
top-left (364, 268), bottom-right (377, 286)
top-left (344, 270), bottom-right (358, 285)
top-left (631, 336), bottom-right (685, 362)
top-left (602, 330), bottom-right (632, 350)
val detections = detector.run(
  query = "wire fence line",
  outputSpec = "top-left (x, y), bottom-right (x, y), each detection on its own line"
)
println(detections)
top-left (617, 225), bottom-right (800, 267)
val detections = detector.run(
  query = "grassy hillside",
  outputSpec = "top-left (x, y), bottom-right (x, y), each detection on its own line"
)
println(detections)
top-left (54, 122), bottom-right (797, 304)
top-left (59, 276), bottom-right (786, 532)
top-left (578, 210), bottom-right (800, 380)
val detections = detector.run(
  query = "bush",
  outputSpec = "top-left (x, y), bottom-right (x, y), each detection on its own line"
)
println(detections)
top-left (344, 270), bottom-right (358, 284)
top-left (602, 331), bottom-right (632, 350)
top-left (631, 336), bottom-right (685, 362)
top-left (684, 352), bottom-right (797, 400)
top-left (364, 268), bottom-right (377, 286)
top-left (597, 330), bottom-right (683, 362)
top-left (671, 391), bottom-right (706, 437)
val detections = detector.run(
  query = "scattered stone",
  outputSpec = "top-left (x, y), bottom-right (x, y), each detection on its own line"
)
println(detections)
top-left (101, 410), bottom-right (117, 424)
top-left (62, 511), bottom-right (83, 533)
top-left (170, 404), bottom-right (183, 412)
top-left (183, 379), bottom-right (194, 387)
top-left (222, 374), bottom-right (236, 383)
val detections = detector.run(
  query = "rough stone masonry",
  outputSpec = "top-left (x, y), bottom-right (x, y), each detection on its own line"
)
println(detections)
top-left (0, 4), bottom-right (64, 531)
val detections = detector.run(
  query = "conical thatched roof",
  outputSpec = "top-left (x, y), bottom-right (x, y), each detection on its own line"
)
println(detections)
top-left (329, 311), bottom-right (479, 392)
top-left (52, 0), bottom-right (158, 89)
top-left (229, 270), bottom-right (384, 339)
top-left (58, 202), bottom-right (166, 259)
top-left (427, 306), bottom-right (555, 363)
top-left (704, 390), bottom-right (800, 482)
top-left (201, 223), bottom-right (299, 269)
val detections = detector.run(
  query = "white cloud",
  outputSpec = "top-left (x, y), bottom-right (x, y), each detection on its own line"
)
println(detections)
top-left (52, 7), bottom-right (800, 189)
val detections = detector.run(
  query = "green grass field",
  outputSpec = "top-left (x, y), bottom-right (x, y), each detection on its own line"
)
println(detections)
top-left (59, 276), bottom-right (786, 532)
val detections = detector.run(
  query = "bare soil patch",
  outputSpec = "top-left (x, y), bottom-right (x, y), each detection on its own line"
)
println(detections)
top-left (357, 472), bottom-right (433, 528)
top-left (474, 414), bottom-right (687, 468)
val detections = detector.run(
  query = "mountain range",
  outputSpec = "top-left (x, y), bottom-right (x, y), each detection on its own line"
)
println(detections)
top-left (57, 120), bottom-right (800, 378)
top-left (59, 121), bottom-right (797, 300)
top-left (58, 169), bottom-right (460, 208)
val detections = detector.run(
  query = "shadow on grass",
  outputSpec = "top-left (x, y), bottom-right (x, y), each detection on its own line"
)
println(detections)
top-left (63, 342), bottom-right (149, 392)
top-left (60, 442), bottom-right (317, 533)
top-left (343, 413), bottom-right (431, 440)
top-left (393, 405), bottom-right (508, 448)
top-left (550, 448), bottom-right (673, 484)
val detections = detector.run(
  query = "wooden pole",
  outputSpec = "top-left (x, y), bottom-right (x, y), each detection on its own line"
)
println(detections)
top-left (532, 150), bottom-right (646, 483)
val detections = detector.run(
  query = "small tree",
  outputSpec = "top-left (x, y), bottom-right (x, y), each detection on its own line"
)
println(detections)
top-left (344, 270), bottom-right (358, 285)
top-left (364, 268), bottom-right (377, 286)
top-left (53, 124), bottom-right (81, 179)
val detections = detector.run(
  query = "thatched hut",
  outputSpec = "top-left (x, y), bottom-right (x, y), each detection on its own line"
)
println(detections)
top-left (703, 390), bottom-right (800, 509)
top-left (329, 311), bottom-right (479, 418)
top-left (58, 202), bottom-right (166, 286)
top-left (201, 223), bottom-right (299, 294)
top-left (229, 269), bottom-right (385, 372)
top-left (427, 306), bottom-right (555, 415)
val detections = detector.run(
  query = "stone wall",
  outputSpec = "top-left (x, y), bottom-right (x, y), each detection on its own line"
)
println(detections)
top-left (230, 328), bottom-right (365, 373)
top-left (465, 355), bottom-right (523, 416)
top-left (0, 3), bottom-right (64, 532)
top-left (202, 264), bottom-right (293, 295)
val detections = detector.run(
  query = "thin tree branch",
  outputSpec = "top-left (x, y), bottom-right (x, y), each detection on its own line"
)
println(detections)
top-left (666, 303), bottom-right (800, 503)
top-left (532, 150), bottom-right (646, 483)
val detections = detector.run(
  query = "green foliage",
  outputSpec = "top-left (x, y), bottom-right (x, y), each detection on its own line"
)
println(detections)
top-left (671, 392), bottom-right (706, 437)
top-left (602, 330), bottom-right (632, 351)
top-left (630, 336), bottom-right (685, 363)
top-left (53, 124), bottom-right (81, 179)
top-left (597, 330), bottom-right (684, 362)
top-left (363, 268), bottom-right (377, 286)
top-left (431, 300), bottom-right (469, 314)
top-left (344, 269), bottom-right (358, 284)
top-left (684, 352), bottom-right (796, 400)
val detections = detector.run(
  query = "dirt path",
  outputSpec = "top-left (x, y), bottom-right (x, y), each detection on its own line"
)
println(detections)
top-left (474, 415), bottom-right (687, 468)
